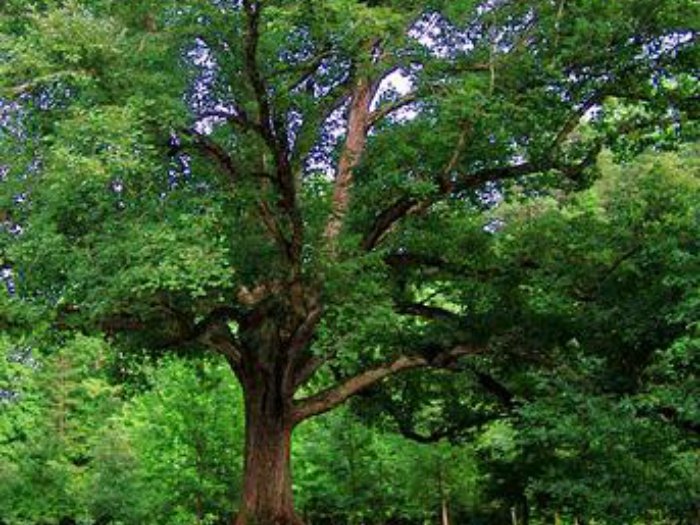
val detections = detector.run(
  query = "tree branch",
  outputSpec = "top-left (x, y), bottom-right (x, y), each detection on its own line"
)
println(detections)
top-left (395, 424), bottom-right (457, 444)
top-left (290, 353), bottom-right (329, 391)
top-left (393, 412), bottom-right (500, 444)
top-left (291, 344), bottom-right (483, 423)
top-left (243, 1), bottom-right (274, 146)
top-left (361, 124), bottom-right (470, 251)
top-left (473, 370), bottom-right (516, 409)
top-left (158, 306), bottom-right (243, 361)
top-left (395, 302), bottom-right (461, 322)
top-left (180, 129), bottom-right (238, 183)
top-left (283, 305), bottom-right (324, 394)
top-left (276, 48), bottom-right (336, 94)
top-left (367, 92), bottom-right (419, 128)
top-left (323, 75), bottom-right (375, 245)
top-left (361, 197), bottom-right (419, 251)
top-left (242, 0), bottom-right (304, 269)
top-left (196, 107), bottom-right (263, 135)
top-left (256, 199), bottom-right (292, 253)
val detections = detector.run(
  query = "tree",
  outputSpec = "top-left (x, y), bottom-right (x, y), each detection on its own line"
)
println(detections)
top-left (437, 148), bottom-right (699, 524)
top-left (0, 1), bottom-right (697, 523)
top-left (109, 357), bottom-right (245, 525)
top-left (294, 404), bottom-right (481, 525)
top-left (0, 334), bottom-right (121, 524)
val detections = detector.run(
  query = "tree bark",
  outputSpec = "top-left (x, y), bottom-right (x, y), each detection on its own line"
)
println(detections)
top-left (323, 76), bottom-right (373, 244)
top-left (231, 318), bottom-right (481, 524)
top-left (235, 376), bottom-right (302, 525)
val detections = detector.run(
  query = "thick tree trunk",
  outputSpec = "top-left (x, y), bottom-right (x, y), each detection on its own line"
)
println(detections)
top-left (226, 311), bottom-right (480, 524)
top-left (235, 378), bottom-right (302, 525)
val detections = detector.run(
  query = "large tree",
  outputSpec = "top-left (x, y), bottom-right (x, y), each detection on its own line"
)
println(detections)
top-left (0, 1), bottom-right (697, 523)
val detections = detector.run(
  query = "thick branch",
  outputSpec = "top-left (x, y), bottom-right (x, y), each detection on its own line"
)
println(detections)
top-left (452, 161), bottom-right (540, 192)
top-left (290, 354), bottom-right (329, 391)
top-left (243, 1), bottom-right (274, 147)
top-left (292, 344), bottom-right (482, 423)
top-left (180, 129), bottom-right (238, 183)
top-left (236, 281), bottom-right (283, 307)
top-left (256, 199), bottom-right (291, 253)
top-left (196, 310), bottom-right (245, 369)
top-left (394, 413), bottom-right (500, 444)
top-left (323, 75), bottom-right (375, 245)
top-left (361, 125), bottom-right (469, 251)
top-left (161, 306), bottom-right (243, 364)
top-left (473, 371), bottom-right (516, 409)
top-left (550, 92), bottom-right (605, 150)
top-left (361, 197), bottom-right (419, 251)
top-left (363, 151), bottom-right (599, 252)
top-left (283, 306), bottom-right (324, 394)
top-left (277, 48), bottom-right (336, 93)
top-left (242, 0), bottom-right (303, 268)
top-left (395, 425), bottom-right (456, 444)
top-left (359, 80), bottom-right (613, 253)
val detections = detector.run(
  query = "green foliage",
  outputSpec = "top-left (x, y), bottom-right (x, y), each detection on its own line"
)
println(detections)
top-left (98, 357), bottom-right (245, 525)
top-left (0, 334), bottom-right (120, 524)
top-left (1, 345), bottom-right (486, 524)
top-left (295, 407), bottom-right (480, 524)
top-left (476, 149), bottom-right (700, 523)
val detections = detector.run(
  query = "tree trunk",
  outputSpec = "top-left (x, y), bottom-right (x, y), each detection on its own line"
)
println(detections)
top-left (234, 379), bottom-right (302, 525)
top-left (441, 497), bottom-right (451, 525)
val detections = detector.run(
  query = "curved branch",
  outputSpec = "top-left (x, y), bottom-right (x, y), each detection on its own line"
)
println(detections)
top-left (361, 124), bottom-right (469, 251)
top-left (291, 344), bottom-right (483, 423)
top-left (180, 129), bottom-right (238, 183)
top-left (367, 92), bottom-right (419, 128)
top-left (362, 148), bottom-right (601, 252)
top-left (362, 197), bottom-right (419, 251)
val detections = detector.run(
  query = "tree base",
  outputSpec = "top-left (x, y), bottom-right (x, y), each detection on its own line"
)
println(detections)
top-left (234, 510), bottom-right (305, 525)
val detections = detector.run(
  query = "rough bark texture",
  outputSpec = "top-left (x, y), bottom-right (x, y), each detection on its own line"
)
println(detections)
top-left (230, 335), bottom-right (482, 524)
top-left (235, 375), bottom-right (301, 525)
top-left (323, 77), bottom-right (373, 244)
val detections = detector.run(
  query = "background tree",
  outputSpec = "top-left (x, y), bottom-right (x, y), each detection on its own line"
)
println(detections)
top-left (386, 147), bottom-right (700, 524)
top-left (1, 1), bottom-right (697, 523)
top-left (0, 334), bottom-right (120, 524)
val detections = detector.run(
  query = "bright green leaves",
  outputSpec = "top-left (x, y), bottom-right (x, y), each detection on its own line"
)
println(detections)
top-left (0, 342), bottom-right (245, 525)
top-left (112, 357), bottom-right (244, 524)
top-left (472, 148), bottom-right (700, 521)
top-left (494, 147), bottom-right (699, 340)
top-left (294, 406), bottom-right (481, 523)
top-left (515, 382), bottom-right (698, 521)
top-left (0, 4), bottom-right (126, 97)
top-left (0, 0), bottom-right (697, 521)
top-left (269, 0), bottom-right (414, 48)
top-left (4, 95), bottom-right (238, 328)
top-left (0, 0), bottom-right (188, 134)
top-left (0, 333), bottom-right (121, 524)
top-left (110, 216), bottom-right (235, 302)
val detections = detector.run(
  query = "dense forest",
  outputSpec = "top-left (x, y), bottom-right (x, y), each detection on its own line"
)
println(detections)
top-left (0, 1), bottom-right (698, 524)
